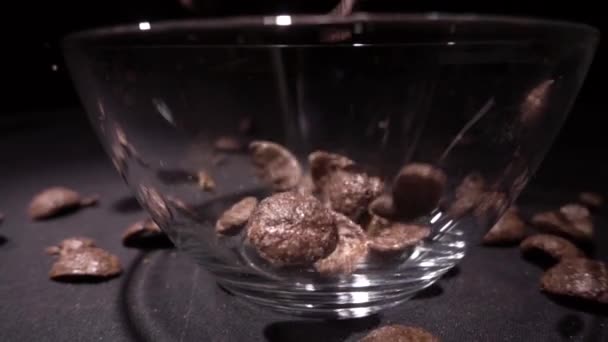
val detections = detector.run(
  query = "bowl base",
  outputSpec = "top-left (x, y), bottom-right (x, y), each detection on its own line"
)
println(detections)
top-left (215, 228), bottom-right (466, 319)
top-left (220, 280), bottom-right (435, 319)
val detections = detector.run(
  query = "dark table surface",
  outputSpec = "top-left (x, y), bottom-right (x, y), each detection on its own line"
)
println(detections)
top-left (1, 108), bottom-right (607, 342)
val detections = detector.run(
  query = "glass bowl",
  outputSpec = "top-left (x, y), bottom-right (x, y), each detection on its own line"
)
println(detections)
top-left (64, 13), bottom-right (598, 318)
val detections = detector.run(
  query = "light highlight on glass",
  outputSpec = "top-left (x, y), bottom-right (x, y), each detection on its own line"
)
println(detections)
top-left (139, 22), bottom-right (151, 31)
top-left (430, 212), bottom-right (442, 224)
top-left (275, 15), bottom-right (292, 26)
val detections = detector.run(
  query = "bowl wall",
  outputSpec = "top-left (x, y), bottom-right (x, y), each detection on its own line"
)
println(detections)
top-left (64, 14), bottom-right (598, 318)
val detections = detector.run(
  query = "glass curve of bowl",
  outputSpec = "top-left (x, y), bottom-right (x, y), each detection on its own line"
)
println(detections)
top-left (64, 13), bottom-right (598, 318)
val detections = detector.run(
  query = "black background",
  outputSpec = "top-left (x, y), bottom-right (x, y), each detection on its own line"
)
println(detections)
top-left (0, 1), bottom-right (605, 166)
top-left (0, 0), bottom-right (608, 195)
top-left (1, 0), bottom-right (604, 186)
top-left (0, 0), bottom-right (604, 122)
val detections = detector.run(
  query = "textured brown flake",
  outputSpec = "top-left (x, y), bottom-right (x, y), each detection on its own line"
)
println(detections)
top-left (308, 151), bottom-right (354, 188)
top-left (47, 237), bottom-right (121, 282)
top-left (321, 167), bottom-right (383, 221)
top-left (28, 187), bottom-right (98, 220)
top-left (246, 192), bottom-right (337, 267)
top-left (448, 173), bottom-right (486, 218)
top-left (45, 237), bottom-right (96, 255)
top-left (473, 191), bottom-right (508, 227)
top-left (521, 234), bottom-right (584, 263)
top-left (314, 212), bottom-right (368, 276)
top-left (541, 258), bottom-right (608, 304)
top-left (122, 218), bottom-right (172, 248)
top-left (360, 325), bottom-right (440, 342)
top-left (368, 223), bottom-right (430, 254)
top-left (532, 205), bottom-right (593, 242)
top-left (216, 197), bottom-right (258, 235)
top-left (482, 207), bottom-right (526, 245)
top-left (391, 163), bottom-right (446, 220)
top-left (250, 141), bottom-right (302, 191)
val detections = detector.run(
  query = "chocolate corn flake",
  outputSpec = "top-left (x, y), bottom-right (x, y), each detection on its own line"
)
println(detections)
top-left (246, 192), bottom-right (337, 267)
top-left (473, 191), bottom-right (508, 227)
top-left (250, 141), bottom-right (302, 191)
top-left (448, 173), bottom-right (486, 218)
top-left (365, 215), bottom-right (391, 235)
top-left (122, 218), bottom-right (172, 248)
top-left (308, 150), bottom-right (354, 188)
top-left (391, 163), bottom-right (446, 220)
top-left (532, 211), bottom-right (568, 233)
top-left (360, 325), bottom-right (440, 342)
top-left (369, 194), bottom-right (395, 220)
top-left (50, 248), bottom-right (122, 281)
top-left (45, 237), bottom-right (96, 255)
top-left (520, 234), bottom-right (584, 263)
top-left (309, 150), bottom-right (382, 220)
top-left (560, 203), bottom-right (591, 221)
top-left (531, 205), bottom-right (593, 242)
top-left (541, 258), bottom-right (608, 304)
top-left (482, 207), bottom-right (526, 245)
top-left (320, 167), bottom-right (384, 221)
top-left (47, 237), bottom-right (122, 282)
top-left (28, 187), bottom-right (98, 220)
top-left (216, 197), bottom-right (258, 235)
top-left (314, 212), bottom-right (368, 276)
top-left (368, 223), bottom-right (431, 254)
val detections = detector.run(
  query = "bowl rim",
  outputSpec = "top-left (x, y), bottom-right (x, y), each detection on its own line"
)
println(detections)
top-left (65, 12), bottom-right (599, 42)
